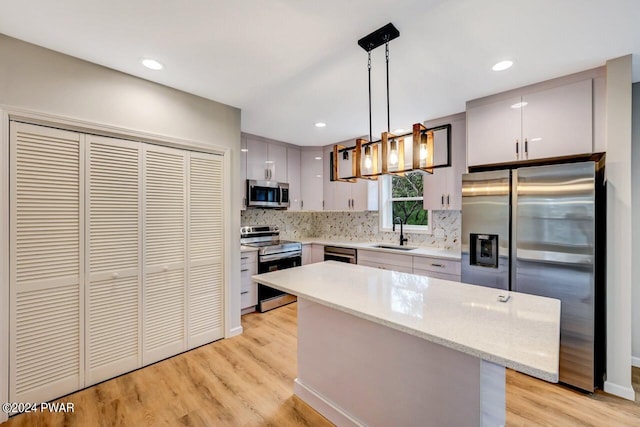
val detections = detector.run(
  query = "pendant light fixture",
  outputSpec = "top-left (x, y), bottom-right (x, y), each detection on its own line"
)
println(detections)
top-left (329, 23), bottom-right (451, 182)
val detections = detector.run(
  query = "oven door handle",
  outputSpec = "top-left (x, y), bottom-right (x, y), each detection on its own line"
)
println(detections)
top-left (259, 251), bottom-right (302, 263)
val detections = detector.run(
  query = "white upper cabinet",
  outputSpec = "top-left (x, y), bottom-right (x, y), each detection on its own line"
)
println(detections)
top-left (246, 135), bottom-right (268, 180)
top-left (267, 143), bottom-right (287, 182)
top-left (467, 78), bottom-right (593, 167)
top-left (467, 96), bottom-right (521, 166)
top-left (287, 147), bottom-right (301, 211)
top-left (300, 149), bottom-right (324, 211)
top-left (423, 113), bottom-right (466, 211)
top-left (323, 142), bottom-right (374, 211)
top-left (521, 79), bottom-right (592, 160)
top-left (245, 134), bottom-right (287, 182)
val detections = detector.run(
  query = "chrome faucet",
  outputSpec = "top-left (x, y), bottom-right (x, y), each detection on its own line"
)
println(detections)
top-left (393, 217), bottom-right (409, 246)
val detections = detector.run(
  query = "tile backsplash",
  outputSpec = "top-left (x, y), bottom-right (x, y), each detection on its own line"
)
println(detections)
top-left (241, 209), bottom-right (461, 251)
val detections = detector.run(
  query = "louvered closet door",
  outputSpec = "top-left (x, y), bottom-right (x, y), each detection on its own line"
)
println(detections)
top-left (143, 144), bottom-right (187, 365)
top-left (187, 152), bottom-right (224, 348)
top-left (85, 135), bottom-right (141, 385)
top-left (9, 122), bottom-right (83, 403)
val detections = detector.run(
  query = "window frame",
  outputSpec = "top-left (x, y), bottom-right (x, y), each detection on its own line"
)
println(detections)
top-left (379, 173), bottom-right (431, 234)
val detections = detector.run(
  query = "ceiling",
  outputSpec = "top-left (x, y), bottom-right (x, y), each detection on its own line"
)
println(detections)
top-left (1, 0), bottom-right (639, 146)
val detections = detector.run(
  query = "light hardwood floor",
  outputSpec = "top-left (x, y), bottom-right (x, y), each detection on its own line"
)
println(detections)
top-left (3, 303), bottom-right (639, 426)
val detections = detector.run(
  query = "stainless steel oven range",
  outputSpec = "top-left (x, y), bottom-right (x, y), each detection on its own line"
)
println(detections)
top-left (240, 225), bottom-right (302, 312)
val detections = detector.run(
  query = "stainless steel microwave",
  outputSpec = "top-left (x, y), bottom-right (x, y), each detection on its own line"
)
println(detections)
top-left (246, 180), bottom-right (290, 209)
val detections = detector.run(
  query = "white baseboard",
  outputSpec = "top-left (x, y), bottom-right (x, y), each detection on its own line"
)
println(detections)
top-left (293, 379), bottom-right (364, 427)
top-left (227, 325), bottom-right (243, 338)
top-left (604, 380), bottom-right (636, 401)
top-left (632, 356), bottom-right (640, 368)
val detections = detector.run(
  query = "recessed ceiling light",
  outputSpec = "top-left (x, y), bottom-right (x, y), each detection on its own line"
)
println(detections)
top-left (141, 58), bottom-right (163, 70)
top-left (314, 122), bottom-right (327, 128)
top-left (510, 101), bottom-right (528, 109)
top-left (314, 156), bottom-right (322, 160)
top-left (492, 60), bottom-right (513, 72)
top-left (393, 128), bottom-right (405, 134)
top-left (241, 148), bottom-right (249, 152)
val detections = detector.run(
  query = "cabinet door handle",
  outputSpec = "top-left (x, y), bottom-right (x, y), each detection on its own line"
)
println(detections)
top-left (515, 139), bottom-right (519, 159)
top-left (524, 138), bottom-right (529, 159)
top-left (241, 268), bottom-right (249, 272)
top-left (241, 256), bottom-right (249, 260)
top-left (446, 194), bottom-right (450, 207)
top-left (301, 200), bottom-right (304, 209)
top-left (241, 291), bottom-right (249, 295)
top-left (441, 195), bottom-right (445, 207)
top-left (431, 263), bottom-right (444, 268)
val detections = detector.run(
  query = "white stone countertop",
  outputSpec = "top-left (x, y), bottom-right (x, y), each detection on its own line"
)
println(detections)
top-left (253, 261), bottom-right (560, 382)
top-left (299, 238), bottom-right (461, 260)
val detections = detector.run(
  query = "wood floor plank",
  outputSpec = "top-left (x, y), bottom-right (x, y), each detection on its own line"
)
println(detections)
top-left (2, 302), bottom-right (638, 426)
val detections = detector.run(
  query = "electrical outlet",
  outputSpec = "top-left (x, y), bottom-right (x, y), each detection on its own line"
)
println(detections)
top-left (434, 228), bottom-right (445, 238)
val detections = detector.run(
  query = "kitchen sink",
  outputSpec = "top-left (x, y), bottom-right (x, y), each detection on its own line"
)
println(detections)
top-left (371, 244), bottom-right (417, 251)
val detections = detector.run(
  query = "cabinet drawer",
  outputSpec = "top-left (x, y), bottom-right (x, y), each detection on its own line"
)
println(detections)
top-left (241, 262), bottom-right (257, 278)
top-left (358, 249), bottom-right (413, 269)
top-left (241, 282), bottom-right (258, 309)
top-left (241, 251), bottom-right (257, 266)
top-left (412, 268), bottom-right (460, 282)
top-left (412, 257), bottom-right (460, 275)
top-left (359, 260), bottom-right (413, 274)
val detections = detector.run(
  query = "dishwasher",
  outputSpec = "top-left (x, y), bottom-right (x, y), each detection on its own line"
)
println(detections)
top-left (324, 246), bottom-right (357, 264)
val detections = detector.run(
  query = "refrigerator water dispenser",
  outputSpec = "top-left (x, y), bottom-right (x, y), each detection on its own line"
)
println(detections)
top-left (470, 234), bottom-right (498, 268)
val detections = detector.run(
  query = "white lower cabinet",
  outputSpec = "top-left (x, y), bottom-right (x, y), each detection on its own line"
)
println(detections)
top-left (9, 121), bottom-right (225, 405)
top-left (357, 248), bottom-right (461, 281)
top-left (311, 244), bottom-right (325, 263)
top-left (302, 244), bottom-right (311, 265)
top-left (357, 250), bottom-right (413, 273)
top-left (241, 251), bottom-right (258, 311)
top-left (412, 256), bottom-right (461, 282)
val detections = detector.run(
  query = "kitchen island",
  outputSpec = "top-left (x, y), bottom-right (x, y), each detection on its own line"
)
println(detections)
top-left (252, 261), bottom-right (560, 427)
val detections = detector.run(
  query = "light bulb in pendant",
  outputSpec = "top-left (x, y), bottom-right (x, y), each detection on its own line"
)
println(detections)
top-left (420, 142), bottom-right (428, 161)
top-left (364, 146), bottom-right (372, 169)
top-left (389, 139), bottom-right (399, 166)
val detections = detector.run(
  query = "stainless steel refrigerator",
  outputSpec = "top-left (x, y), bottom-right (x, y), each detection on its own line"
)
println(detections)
top-left (461, 158), bottom-right (606, 392)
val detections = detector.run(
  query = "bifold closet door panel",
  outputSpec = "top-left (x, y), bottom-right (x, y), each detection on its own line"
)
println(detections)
top-left (143, 144), bottom-right (187, 365)
top-left (85, 135), bottom-right (142, 386)
top-left (9, 122), bottom-right (83, 403)
top-left (187, 152), bottom-right (224, 349)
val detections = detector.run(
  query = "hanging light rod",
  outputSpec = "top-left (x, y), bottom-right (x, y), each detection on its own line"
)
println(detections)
top-left (357, 23), bottom-right (400, 52)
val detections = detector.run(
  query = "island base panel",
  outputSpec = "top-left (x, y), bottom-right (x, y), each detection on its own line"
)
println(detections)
top-left (295, 298), bottom-right (506, 427)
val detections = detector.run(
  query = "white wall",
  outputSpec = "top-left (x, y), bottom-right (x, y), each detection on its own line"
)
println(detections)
top-left (632, 82), bottom-right (640, 369)
top-left (604, 55), bottom-right (635, 400)
top-left (0, 34), bottom-right (242, 421)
